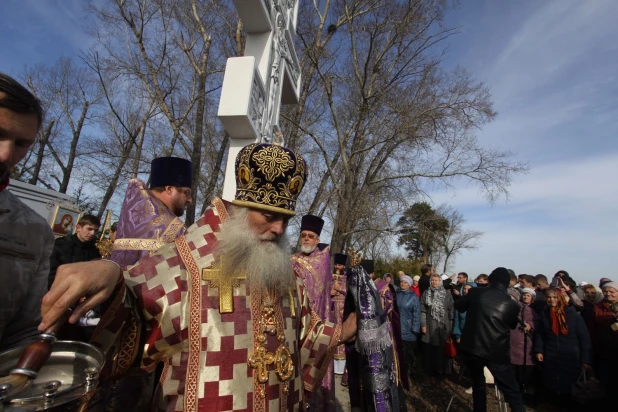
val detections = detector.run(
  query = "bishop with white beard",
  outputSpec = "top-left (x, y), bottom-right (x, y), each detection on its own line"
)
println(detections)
top-left (42, 143), bottom-right (357, 412)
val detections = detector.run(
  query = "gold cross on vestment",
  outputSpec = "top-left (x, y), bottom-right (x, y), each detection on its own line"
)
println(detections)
top-left (202, 256), bottom-right (246, 313)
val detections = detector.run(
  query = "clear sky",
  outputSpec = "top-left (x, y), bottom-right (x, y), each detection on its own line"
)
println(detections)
top-left (1, 0), bottom-right (616, 284)
top-left (431, 0), bottom-right (618, 284)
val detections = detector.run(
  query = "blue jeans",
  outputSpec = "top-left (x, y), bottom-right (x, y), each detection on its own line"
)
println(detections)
top-left (465, 356), bottom-right (525, 412)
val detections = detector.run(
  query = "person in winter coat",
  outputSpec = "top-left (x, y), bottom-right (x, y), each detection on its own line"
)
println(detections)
top-left (397, 275), bottom-right (421, 379)
top-left (420, 273), bottom-right (454, 377)
top-left (48, 214), bottom-right (102, 341)
top-left (48, 214), bottom-right (102, 288)
top-left (455, 267), bottom-right (525, 412)
top-left (452, 282), bottom-right (476, 343)
top-left (584, 281), bottom-right (618, 401)
top-left (510, 288), bottom-right (539, 402)
top-left (0, 73), bottom-right (55, 351)
top-left (534, 287), bottom-right (592, 406)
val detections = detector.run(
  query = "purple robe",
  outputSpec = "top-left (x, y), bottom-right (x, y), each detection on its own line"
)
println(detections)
top-left (345, 268), bottom-right (401, 412)
top-left (110, 179), bottom-right (187, 269)
top-left (291, 246), bottom-right (335, 411)
top-left (331, 270), bottom-right (347, 361)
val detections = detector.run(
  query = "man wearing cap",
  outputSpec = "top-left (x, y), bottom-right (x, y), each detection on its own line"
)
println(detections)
top-left (42, 143), bottom-right (357, 412)
top-left (331, 253), bottom-right (348, 375)
top-left (110, 156), bottom-right (192, 269)
top-left (291, 214), bottom-right (336, 411)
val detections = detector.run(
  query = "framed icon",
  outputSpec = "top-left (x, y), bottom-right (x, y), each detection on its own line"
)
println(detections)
top-left (50, 205), bottom-right (81, 236)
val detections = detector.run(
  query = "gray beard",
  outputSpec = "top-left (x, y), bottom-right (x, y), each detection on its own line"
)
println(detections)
top-left (216, 207), bottom-right (295, 294)
top-left (300, 244), bottom-right (317, 254)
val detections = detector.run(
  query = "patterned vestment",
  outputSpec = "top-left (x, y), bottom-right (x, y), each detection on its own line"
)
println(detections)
top-left (344, 268), bottom-right (401, 412)
top-left (291, 248), bottom-right (335, 411)
top-left (91, 198), bottom-right (341, 412)
top-left (91, 179), bottom-right (187, 411)
top-left (331, 270), bottom-right (347, 371)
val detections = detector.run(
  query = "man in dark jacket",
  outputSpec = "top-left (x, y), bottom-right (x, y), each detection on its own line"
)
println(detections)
top-left (455, 267), bottom-right (525, 412)
top-left (48, 214), bottom-right (101, 288)
top-left (418, 263), bottom-right (434, 298)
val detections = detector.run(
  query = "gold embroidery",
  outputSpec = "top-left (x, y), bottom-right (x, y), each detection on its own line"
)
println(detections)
top-left (248, 289), bottom-right (294, 399)
top-left (252, 145), bottom-right (295, 181)
top-left (175, 235), bottom-right (203, 412)
top-left (96, 238), bottom-right (114, 258)
top-left (113, 238), bottom-right (164, 251)
top-left (212, 197), bottom-right (229, 224)
top-left (248, 333), bottom-right (275, 391)
top-left (232, 143), bottom-right (306, 216)
top-left (201, 256), bottom-right (245, 313)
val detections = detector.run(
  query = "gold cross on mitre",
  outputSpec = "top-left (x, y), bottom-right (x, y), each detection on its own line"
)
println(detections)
top-left (346, 247), bottom-right (363, 267)
top-left (202, 256), bottom-right (246, 313)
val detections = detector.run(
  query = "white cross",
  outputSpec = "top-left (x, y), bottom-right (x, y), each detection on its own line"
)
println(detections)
top-left (218, 0), bottom-right (301, 201)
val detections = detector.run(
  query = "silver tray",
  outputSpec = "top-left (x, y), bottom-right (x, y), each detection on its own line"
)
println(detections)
top-left (0, 340), bottom-right (104, 411)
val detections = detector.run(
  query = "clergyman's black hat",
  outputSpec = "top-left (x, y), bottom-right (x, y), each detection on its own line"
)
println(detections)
top-left (150, 157), bottom-right (192, 188)
top-left (361, 259), bottom-right (374, 274)
top-left (300, 214), bottom-right (324, 236)
top-left (334, 253), bottom-right (347, 266)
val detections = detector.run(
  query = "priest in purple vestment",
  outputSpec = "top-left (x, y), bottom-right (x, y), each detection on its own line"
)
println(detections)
top-left (110, 157), bottom-right (192, 269)
top-left (291, 214), bottom-right (335, 411)
top-left (104, 156), bottom-right (193, 410)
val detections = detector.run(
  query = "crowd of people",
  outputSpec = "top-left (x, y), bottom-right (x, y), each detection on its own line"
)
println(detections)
top-left (375, 266), bottom-right (617, 411)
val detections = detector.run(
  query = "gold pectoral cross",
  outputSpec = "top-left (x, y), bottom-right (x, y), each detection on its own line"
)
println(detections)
top-left (201, 256), bottom-right (245, 313)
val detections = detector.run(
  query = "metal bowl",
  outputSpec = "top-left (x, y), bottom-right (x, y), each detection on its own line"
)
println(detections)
top-left (0, 340), bottom-right (104, 411)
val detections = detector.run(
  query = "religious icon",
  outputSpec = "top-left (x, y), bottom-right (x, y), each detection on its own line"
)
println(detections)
top-left (51, 205), bottom-right (81, 236)
top-left (288, 176), bottom-right (302, 194)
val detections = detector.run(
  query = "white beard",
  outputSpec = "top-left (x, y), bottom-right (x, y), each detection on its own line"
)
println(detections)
top-left (300, 244), bottom-right (317, 254)
top-left (216, 207), bottom-right (295, 294)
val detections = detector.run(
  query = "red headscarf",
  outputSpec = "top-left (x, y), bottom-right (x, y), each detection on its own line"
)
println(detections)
top-left (547, 287), bottom-right (568, 335)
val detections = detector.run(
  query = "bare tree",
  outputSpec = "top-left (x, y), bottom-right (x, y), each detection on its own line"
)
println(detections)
top-left (88, 0), bottom-right (238, 224)
top-left (436, 204), bottom-right (483, 273)
top-left (284, 0), bottom-right (527, 253)
top-left (83, 51), bottom-right (159, 218)
top-left (17, 57), bottom-right (100, 193)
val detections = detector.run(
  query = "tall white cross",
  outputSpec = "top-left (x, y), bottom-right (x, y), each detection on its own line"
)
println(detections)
top-left (218, 0), bottom-right (301, 201)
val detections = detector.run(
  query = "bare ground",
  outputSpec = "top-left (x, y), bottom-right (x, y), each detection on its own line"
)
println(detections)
top-left (335, 364), bottom-right (562, 412)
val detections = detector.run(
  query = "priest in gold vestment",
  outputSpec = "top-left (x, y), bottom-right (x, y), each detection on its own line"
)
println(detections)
top-left (41, 143), bottom-right (357, 412)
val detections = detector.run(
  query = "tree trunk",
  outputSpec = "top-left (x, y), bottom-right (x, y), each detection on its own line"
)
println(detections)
top-left (59, 102), bottom-right (90, 193)
top-left (200, 133), bottom-right (229, 216)
top-left (29, 120), bottom-right (54, 185)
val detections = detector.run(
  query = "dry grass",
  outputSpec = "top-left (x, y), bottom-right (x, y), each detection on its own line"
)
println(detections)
top-left (404, 363), bottom-right (560, 412)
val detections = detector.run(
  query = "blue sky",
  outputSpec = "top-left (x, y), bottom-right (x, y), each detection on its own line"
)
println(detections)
top-left (431, 0), bottom-right (618, 283)
top-left (1, 0), bottom-right (616, 284)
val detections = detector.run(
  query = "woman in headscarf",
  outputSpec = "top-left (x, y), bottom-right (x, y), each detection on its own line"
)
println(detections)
top-left (510, 288), bottom-right (539, 403)
top-left (534, 287), bottom-right (592, 406)
top-left (410, 275), bottom-right (421, 298)
top-left (420, 273), bottom-right (454, 378)
top-left (585, 281), bottom-right (618, 401)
